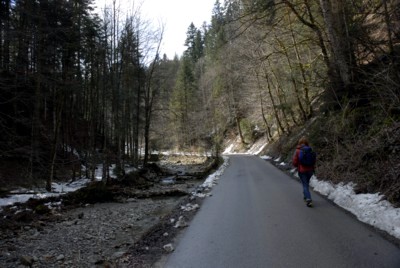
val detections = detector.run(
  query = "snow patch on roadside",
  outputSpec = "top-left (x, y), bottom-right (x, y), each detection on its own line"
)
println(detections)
top-left (310, 177), bottom-right (400, 240)
top-left (199, 156), bottom-right (229, 189)
top-left (191, 156), bottom-right (230, 198)
top-left (261, 155), bottom-right (400, 240)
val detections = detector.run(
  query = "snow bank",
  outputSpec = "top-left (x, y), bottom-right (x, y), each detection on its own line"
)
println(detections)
top-left (191, 156), bottom-right (230, 199)
top-left (261, 155), bottom-right (400, 240)
top-left (223, 144), bottom-right (235, 155)
top-left (260, 155), bottom-right (272, 160)
top-left (310, 177), bottom-right (400, 239)
top-left (200, 156), bottom-right (229, 189)
top-left (0, 178), bottom-right (90, 210)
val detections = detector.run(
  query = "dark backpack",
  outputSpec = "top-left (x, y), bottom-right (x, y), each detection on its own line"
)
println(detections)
top-left (299, 146), bottom-right (316, 166)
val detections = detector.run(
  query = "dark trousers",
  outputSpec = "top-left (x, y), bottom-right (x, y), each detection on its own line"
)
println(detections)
top-left (298, 171), bottom-right (313, 200)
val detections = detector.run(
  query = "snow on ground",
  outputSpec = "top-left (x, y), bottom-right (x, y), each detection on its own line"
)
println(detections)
top-left (308, 175), bottom-right (400, 240)
top-left (214, 135), bottom-right (400, 241)
top-left (279, 158), bottom-right (400, 240)
top-left (207, 149), bottom-right (400, 241)
top-left (225, 136), bottom-right (400, 240)
top-left (0, 157), bottom-right (229, 211)
top-left (1, 150), bottom-right (399, 242)
top-left (246, 135), bottom-right (269, 155)
top-left (223, 143), bottom-right (235, 155)
top-left (222, 135), bottom-right (269, 155)
top-left (0, 163), bottom-right (114, 209)
top-left (0, 178), bottom-right (90, 209)
top-left (151, 150), bottom-right (212, 157)
top-left (198, 156), bottom-right (229, 190)
top-left (260, 155), bottom-right (272, 160)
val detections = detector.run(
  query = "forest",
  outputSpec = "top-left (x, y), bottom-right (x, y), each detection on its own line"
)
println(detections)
top-left (0, 0), bottom-right (399, 206)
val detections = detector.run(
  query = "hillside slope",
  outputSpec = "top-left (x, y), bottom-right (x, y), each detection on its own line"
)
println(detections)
top-left (237, 110), bottom-right (400, 208)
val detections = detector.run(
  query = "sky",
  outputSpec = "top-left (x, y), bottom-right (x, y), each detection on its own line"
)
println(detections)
top-left (93, 0), bottom-right (217, 58)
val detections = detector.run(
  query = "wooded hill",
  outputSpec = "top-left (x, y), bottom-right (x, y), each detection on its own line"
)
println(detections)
top-left (0, 0), bottom-right (399, 206)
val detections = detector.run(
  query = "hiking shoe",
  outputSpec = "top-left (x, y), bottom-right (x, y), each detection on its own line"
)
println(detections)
top-left (306, 200), bottom-right (313, 207)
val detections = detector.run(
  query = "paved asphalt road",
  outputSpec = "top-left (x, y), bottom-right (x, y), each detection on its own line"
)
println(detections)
top-left (164, 155), bottom-right (400, 268)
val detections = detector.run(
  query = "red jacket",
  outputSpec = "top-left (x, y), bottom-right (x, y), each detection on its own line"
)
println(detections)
top-left (292, 145), bottom-right (315, 173)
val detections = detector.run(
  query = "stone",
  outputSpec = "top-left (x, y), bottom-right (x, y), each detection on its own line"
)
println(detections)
top-left (42, 254), bottom-right (53, 261)
top-left (20, 255), bottom-right (34, 266)
top-left (0, 169), bottom-right (208, 268)
top-left (181, 203), bottom-right (200, 212)
top-left (163, 243), bottom-right (174, 253)
top-left (111, 251), bottom-right (126, 259)
top-left (174, 216), bottom-right (188, 228)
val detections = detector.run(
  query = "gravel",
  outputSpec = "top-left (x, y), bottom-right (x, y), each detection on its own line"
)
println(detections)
top-left (0, 155), bottom-right (218, 268)
top-left (0, 196), bottom-right (188, 267)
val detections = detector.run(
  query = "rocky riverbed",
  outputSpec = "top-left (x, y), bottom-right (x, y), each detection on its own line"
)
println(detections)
top-left (0, 155), bottom-right (224, 267)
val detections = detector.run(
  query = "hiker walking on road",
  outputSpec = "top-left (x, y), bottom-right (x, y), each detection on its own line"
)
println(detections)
top-left (292, 136), bottom-right (316, 207)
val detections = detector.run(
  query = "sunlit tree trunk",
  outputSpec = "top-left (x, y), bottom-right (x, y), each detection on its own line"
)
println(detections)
top-left (274, 35), bottom-right (302, 125)
top-left (288, 13), bottom-right (312, 119)
top-left (262, 61), bottom-right (285, 134)
top-left (256, 70), bottom-right (273, 140)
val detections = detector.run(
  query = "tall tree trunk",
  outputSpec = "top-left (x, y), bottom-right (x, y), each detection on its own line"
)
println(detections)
top-left (282, 0), bottom-right (331, 69)
top-left (382, 0), bottom-right (394, 55)
top-left (135, 67), bottom-right (141, 166)
top-left (30, 19), bottom-right (44, 179)
top-left (274, 35), bottom-right (304, 124)
top-left (47, 92), bottom-right (63, 191)
top-left (143, 110), bottom-right (151, 165)
top-left (283, 0), bottom-right (345, 108)
top-left (268, 60), bottom-right (292, 131)
top-left (143, 41), bottom-right (162, 165)
top-left (31, 74), bottom-right (42, 179)
top-left (288, 13), bottom-right (313, 119)
top-left (1, 0), bottom-right (11, 70)
top-left (319, 0), bottom-right (353, 87)
top-left (256, 71), bottom-right (273, 140)
top-left (235, 115), bottom-right (246, 144)
top-left (134, 29), bottom-right (141, 167)
top-left (262, 62), bottom-right (285, 134)
top-left (143, 75), bottom-right (153, 166)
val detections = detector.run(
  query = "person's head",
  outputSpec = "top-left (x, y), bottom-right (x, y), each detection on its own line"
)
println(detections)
top-left (298, 136), bottom-right (309, 146)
